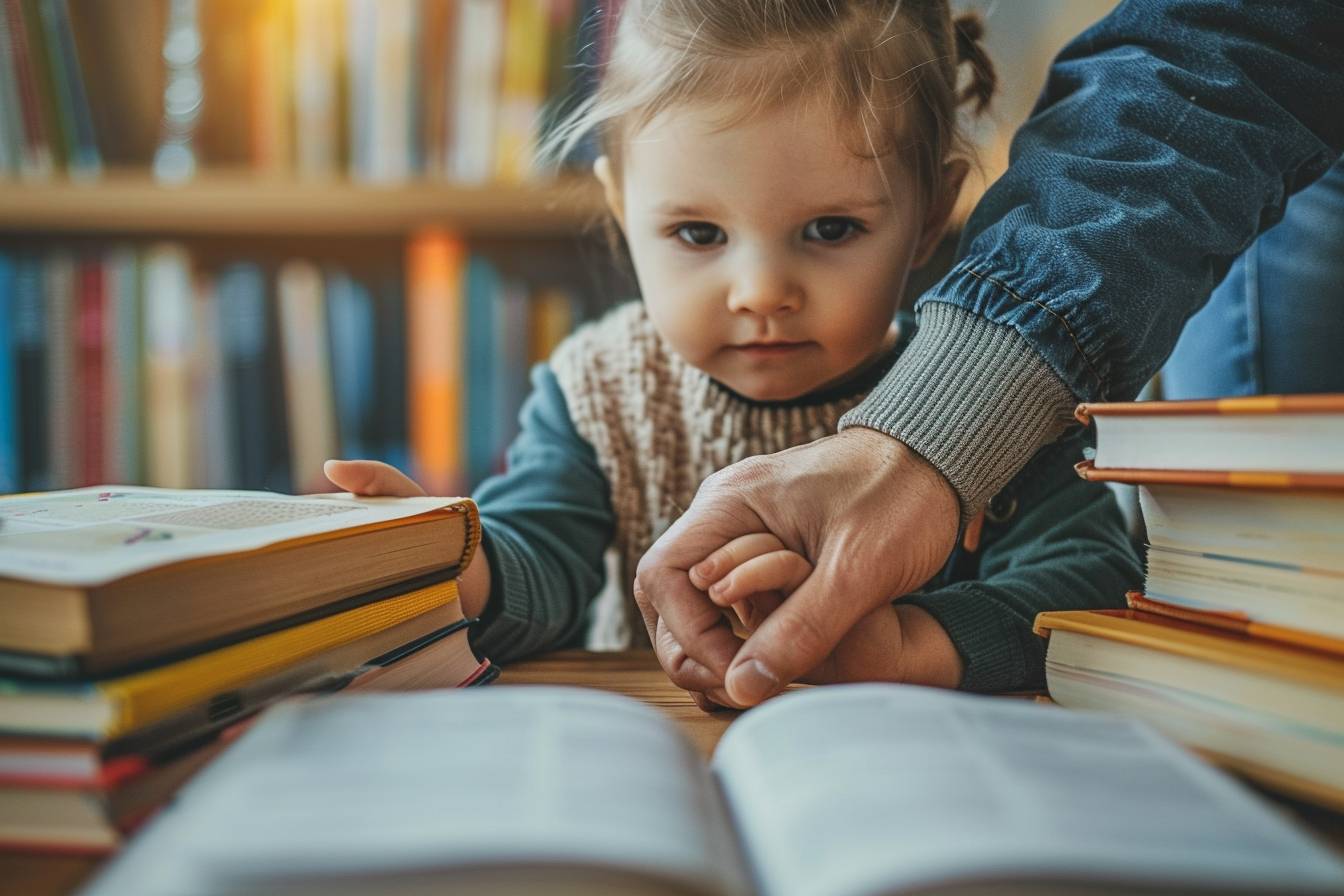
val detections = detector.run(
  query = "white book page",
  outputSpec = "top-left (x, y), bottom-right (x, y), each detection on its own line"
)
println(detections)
top-left (84, 688), bottom-right (750, 896)
top-left (712, 685), bottom-right (1344, 896)
top-left (0, 486), bottom-right (469, 586)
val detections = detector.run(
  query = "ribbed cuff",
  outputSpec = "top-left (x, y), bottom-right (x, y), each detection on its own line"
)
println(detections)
top-left (839, 302), bottom-right (1077, 521)
top-left (468, 530), bottom-right (541, 665)
top-left (901, 586), bottom-right (1043, 693)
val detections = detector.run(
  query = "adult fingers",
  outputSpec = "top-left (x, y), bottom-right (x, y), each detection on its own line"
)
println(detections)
top-left (688, 532), bottom-right (786, 591)
top-left (652, 613), bottom-right (741, 700)
top-left (724, 558), bottom-right (872, 706)
top-left (323, 459), bottom-right (427, 498)
top-left (639, 563), bottom-right (742, 686)
top-left (706, 551), bottom-right (811, 607)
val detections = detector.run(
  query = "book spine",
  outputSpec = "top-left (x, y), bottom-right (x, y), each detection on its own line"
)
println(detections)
top-left (292, 0), bottom-right (341, 178)
top-left (142, 245), bottom-right (196, 490)
top-left (407, 228), bottom-right (467, 495)
top-left (464, 254), bottom-right (499, 487)
top-left (196, 274), bottom-right (236, 489)
top-left (216, 262), bottom-right (270, 490)
top-left (277, 259), bottom-right (340, 493)
top-left (12, 252), bottom-right (46, 489)
top-left (0, 3), bottom-right (23, 174)
top-left (104, 247), bottom-right (142, 486)
top-left (3, 0), bottom-right (53, 177)
top-left (248, 0), bottom-right (292, 172)
top-left (0, 252), bottom-right (16, 491)
top-left (326, 269), bottom-right (376, 460)
top-left (36, 0), bottom-right (99, 177)
top-left (43, 252), bottom-right (75, 488)
top-left (449, 0), bottom-right (503, 183)
top-left (75, 256), bottom-right (105, 487)
top-left (374, 269), bottom-right (409, 470)
top-left (494, 0), bottom-right (549, 182)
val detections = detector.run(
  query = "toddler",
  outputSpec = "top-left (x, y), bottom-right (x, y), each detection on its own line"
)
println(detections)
top-left (327, 0), bottom-right (1139, 703)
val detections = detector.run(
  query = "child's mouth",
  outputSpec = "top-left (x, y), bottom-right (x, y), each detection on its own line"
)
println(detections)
top-left (731, 341), bottom-right (812, 357)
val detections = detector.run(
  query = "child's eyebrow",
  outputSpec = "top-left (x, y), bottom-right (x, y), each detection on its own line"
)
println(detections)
top-left (805, 196), bottom-right (891, 215)
top-left (653, 202), bottom-right (717, 217)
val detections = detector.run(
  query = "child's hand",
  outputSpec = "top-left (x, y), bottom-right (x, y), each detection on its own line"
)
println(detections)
top-left (690, 534), bottom-right (962, 694)
top-left (323, 459), bottom-right (428, 498)
top-left (325, 458), bottom-right (494, 619)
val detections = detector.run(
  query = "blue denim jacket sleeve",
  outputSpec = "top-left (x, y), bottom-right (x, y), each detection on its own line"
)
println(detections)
top-left (949, 0), bottom-right (1344, 403)
top-left (843, 0), bottom-right (1344, 517)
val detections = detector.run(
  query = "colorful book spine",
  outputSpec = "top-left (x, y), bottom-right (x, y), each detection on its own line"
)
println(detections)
top-left (103, 247), bottom-right (142, 486)
top-left (326, 269), bottom-right (376, 460)
top-left (0, 254), bottom-right (16, 492)
top-left (43, 251), bottom-right (75, 489)
top-left (0, 3), bottom-right (23, 174)
top-left (408, 229), bottom-right (467, 495)
top-left (217, 263), bottom-right (272, 491)
top-left (75, 257), bottom-right (105, 487)
top-left (277, 260), bottom-right (340, 493)
top-left (142, 245), bottom-right (195, 490)
top-left (464, 255), bottom-right (501, 487)
top-left (292, 0), bottom-right (342, 178)
top-left (35, 0), bottom-right (99, 177)
top-left (495, 0), bottom-right (549, 182)
top-left (450, 0), bottom-right (503, 183)
top-left (3, 0), bottom-right (53, 177)
top-left (11, 252), bottom-right (45, 489)
top-left (195, 275), bottom-right (235, 489)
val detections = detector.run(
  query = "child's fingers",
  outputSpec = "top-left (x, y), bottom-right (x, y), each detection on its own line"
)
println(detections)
top-left (323, 459), bottom-right (427, 498)
top-left (689, 532), bottom-right (787, 590)
top-left (734, 591), bottom-right (784, 632)
top-left (708, 551), bottom-right (812, 607)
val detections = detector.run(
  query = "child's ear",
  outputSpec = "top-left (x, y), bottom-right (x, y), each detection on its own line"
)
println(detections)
top-left (912, 159), bottom-right (970, 268)
top-left (593, 155), bottom-right (626, 233)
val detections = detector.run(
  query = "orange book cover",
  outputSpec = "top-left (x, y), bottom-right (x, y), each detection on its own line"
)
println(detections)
top-left (1073, 459), bottom-right (1344, 490)
top-left (1033, 609), bottom-right (1344, 694)
top-left (408, 229), bottom-right (468, 496)
top-left (1124, 592), bottom-right (1344, 658)
top-left (1075, 394), bottom-right (1344, 426)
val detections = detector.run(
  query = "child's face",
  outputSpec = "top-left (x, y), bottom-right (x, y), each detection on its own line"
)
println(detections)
top-left (600, 99), bottom-right (948, 402)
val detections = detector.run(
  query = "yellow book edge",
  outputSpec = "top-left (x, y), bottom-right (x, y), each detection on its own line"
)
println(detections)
top-left (99, 579), bottom-right (461, 737)
top-left (1033, 610), bottom-right (1344, 694)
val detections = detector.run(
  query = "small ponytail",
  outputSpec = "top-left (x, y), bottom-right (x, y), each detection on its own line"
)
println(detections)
top-left (952, 12), bottom-right (996, 114)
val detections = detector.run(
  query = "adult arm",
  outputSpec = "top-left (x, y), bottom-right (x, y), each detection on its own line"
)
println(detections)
top-left (637, 0), bottom-right (1344, 707)
top-left (845, 0), bottom-right (1344, 514)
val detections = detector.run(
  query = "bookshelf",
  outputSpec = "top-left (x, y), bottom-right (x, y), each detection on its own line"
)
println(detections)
top-left (0, 172), bottom-right (607, 238)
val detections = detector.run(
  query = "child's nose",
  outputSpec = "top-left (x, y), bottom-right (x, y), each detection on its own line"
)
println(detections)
top-left (726, 256), bottom-right (801, 317)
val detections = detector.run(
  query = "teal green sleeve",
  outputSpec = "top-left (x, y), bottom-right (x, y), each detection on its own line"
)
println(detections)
top-left (468, 364), bottom-right (615, 664)
top-left (902, 445), bottom-right (1141, 693)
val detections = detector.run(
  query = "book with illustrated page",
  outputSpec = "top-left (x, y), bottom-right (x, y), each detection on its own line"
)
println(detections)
top-left (81, 685), bottom-right (1344, 896)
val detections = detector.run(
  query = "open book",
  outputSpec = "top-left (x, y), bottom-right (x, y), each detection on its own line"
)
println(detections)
top-left (83, 686), bottom-right (1344, 896)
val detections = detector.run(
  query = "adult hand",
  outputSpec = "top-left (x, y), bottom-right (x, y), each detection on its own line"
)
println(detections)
top-left (633, 427), bottom-right (959, 707)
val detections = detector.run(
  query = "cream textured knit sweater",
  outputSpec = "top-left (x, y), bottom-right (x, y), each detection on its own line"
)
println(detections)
top-left (549, 302), bottom-right (895, 648)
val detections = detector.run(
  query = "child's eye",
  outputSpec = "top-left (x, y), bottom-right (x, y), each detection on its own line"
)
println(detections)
top-left (803, 217), bottom-right (863, 243)
top-left (674, 222), bottom-right (726, 247)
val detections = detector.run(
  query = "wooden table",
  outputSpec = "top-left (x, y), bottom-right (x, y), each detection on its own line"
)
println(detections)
top-left (3, 650), bottom-right (1342, 895)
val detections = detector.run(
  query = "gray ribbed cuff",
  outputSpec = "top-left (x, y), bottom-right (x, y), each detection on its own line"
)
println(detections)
top-left (839, 302), bottom-right (1077, 521)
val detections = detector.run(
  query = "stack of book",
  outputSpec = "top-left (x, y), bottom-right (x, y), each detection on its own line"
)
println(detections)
top-left (0, 486), bottom-right (494, 853)
top-left (1036, 395), bottom-right (1344, 811)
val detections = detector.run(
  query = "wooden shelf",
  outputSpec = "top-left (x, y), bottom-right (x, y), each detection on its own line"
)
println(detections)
top-left (0, 171), bottom-right (606, 238)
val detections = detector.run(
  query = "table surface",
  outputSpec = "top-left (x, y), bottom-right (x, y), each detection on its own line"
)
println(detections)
top-left (3, 650), bottom-right (1341, 896)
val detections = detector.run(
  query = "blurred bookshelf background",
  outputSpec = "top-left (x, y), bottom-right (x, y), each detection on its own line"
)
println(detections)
top-left (0, 0), bottom-right (1114, 499)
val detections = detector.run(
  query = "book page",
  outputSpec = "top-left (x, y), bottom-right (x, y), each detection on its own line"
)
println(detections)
top-left (0, 486), bottom-right (467, 586)
top-left (84, 687), bottom-right (751, 896)
top-left (712, 685), bottom-right (1344, 896)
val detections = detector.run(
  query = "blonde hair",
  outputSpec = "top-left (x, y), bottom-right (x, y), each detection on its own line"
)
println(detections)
top-left (543, 0), bottom-right (996, 214)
